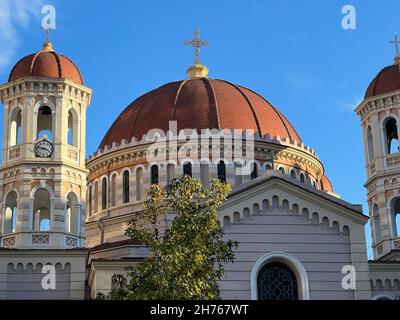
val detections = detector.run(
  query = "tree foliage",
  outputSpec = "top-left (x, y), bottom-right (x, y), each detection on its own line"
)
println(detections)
top-left (104, 176), bottom-right (237, 300)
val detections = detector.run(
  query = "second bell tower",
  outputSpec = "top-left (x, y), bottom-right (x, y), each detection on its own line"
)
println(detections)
top-left (356, 39), bottom-right (400, 260)
top-left (0, 41), bottom-right (91, 249)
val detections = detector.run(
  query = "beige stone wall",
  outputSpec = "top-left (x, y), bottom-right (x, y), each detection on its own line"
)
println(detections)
top-left (369, 262), bottom-right (400, 300)
top-left (88, 259), bottom-right (140, 299)
top-left (0, 249), bottom-right (87, 300)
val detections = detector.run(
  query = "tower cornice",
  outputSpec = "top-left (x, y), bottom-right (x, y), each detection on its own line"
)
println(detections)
top-left (0, 77), bottom-right (92, 106)
top-left (355, 89), bottom-right (400, 120)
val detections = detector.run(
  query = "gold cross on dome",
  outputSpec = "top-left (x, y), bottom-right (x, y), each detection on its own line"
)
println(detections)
top-left (41, 26), bottom-right (51, 43)
top-left (390, 33), bottom-right (400, 60)
top-left (184, 28), bottom-right (209, 65)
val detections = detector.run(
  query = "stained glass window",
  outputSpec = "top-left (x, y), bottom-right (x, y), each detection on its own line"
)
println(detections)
top-left (257, 262), bottom-right (298, 300)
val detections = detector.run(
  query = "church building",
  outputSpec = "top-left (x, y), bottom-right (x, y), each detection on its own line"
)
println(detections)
top-left (0, 31), bottom-right (399, 300)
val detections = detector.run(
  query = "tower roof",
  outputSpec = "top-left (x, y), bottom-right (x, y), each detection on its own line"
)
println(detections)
top-left (8, 42), bottom-right (84, 85)
top-left (365, 64), bottom-right (400, 98)
top-left (365, 34), bottom-right (400, 99)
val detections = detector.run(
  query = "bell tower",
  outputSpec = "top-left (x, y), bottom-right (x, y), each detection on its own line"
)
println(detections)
top-left (0, 41), bottom-right (92, 249)
top-left (355, 36), bottom-right (400, 260)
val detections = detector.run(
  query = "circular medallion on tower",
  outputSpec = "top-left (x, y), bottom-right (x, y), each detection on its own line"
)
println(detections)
top-left (8, 42), bottom-right (84, 85)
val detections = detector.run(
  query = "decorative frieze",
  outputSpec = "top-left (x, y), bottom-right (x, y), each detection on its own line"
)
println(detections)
top-left (3, 235), bottom-right (16, 248)
top-left (31, 234), bottom-right (50, 245)
top-left (65, 236), bottom-right (78, 248)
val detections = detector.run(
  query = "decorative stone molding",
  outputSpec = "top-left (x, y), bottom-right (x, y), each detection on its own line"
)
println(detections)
top-left (86, 135), bottom-right (324, 183)
top-left (355, 89), bottom-right (400, 121)
top-left (0, 78), bottom-right (92, 106)
top-left (219, 187), bottom-right (353, 233)
top-left (3, 235), bottom-right (16, 248)
top-left (31, 234), bottom-right (50, 245)
top-left (65, 236), bottom-right (78, 248)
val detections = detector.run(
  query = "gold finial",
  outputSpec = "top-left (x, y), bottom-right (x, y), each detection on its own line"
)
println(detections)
top-left (186, 63), bottom-right (209, 78)
top-left (41, 28), bottom-right (53, 52)
top-left (390, 33), bottom-right (400, 65)
top-left (184, 28), bottom-right (209, 78)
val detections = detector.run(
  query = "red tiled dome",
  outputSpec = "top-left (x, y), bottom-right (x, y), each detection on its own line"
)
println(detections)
top-left (8, 43), bottom-right (83, 85)
top-left (99, 78), bottom-right (301, 149)
top-left (365, 64), bottom-right (400, 98)
top-left (320, 175), bottom-right (333, 192)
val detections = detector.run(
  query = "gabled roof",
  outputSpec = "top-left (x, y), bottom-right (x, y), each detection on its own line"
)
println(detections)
top-left (228, 171), bottom-right (367, 219)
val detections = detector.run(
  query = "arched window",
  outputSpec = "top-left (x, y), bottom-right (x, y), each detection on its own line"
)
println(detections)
top-left (257, 262), bottom-right (298, 300)
top-left (265, 163), bottom-right (272, 170)
top-left (33, 188), bottom-right (51, 231)
top-left (9, 108), bottom-right (22, 146)
top-left (150, 165), bottom-right (159, 184)
top-left (101, 177), bottom-right (107, 210)
top-left (390, 197), bottom-right (400, 237)
top-left (37, 106), bottom-right (53, 141)
top-left (67, 109), bottom-right (79, 147)
top-left (372, 293), bottom-right (396, 300)
top-left (397, 213), bottom-right (400, 238)
top-left (66, 204), bottom-right (70, 232)
top-left (384, 118), bottom-right (399, 154)
top-left (290, 170), bottom-right (297, 179)
top-left (183, 162), bottom-right (192, 177)
top-left (123, 170), bottom-right (130, 203)
top-left (300, 173), bottom-right (305, 183)
top-left (4, 191), bottom-right (18, 234)
top-left (251, 252), bottom-right (309, 300)
top-left (110, 174), bottom-right (116, 207)
top-left (88, 186), bottom-right (92, 216)
top-left (217, 160), bottom-right (226, 182)
top-left (367, 126), bottom-right (374, 161)
top-left (278, 167), bottom-right (285, 175)
top-left (251, 162), bottom-right (258, 180)
top-left (66, 193), bottom-right (79, 234)
top-left (312, 180), bottom-right (317, 188)
top-left (373, 204), bottom-right (380, 243)
top-left (94, 181), bottom-right (99, 213)
top-left (136, 167), bottom-right (143, 201)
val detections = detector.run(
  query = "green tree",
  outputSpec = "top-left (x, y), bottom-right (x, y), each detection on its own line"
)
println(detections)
top-left (105, 176), bottom-right (237, 300)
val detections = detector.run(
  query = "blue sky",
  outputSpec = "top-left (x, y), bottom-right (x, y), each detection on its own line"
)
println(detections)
top-left (2, 0), bottom-right (400, 257)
